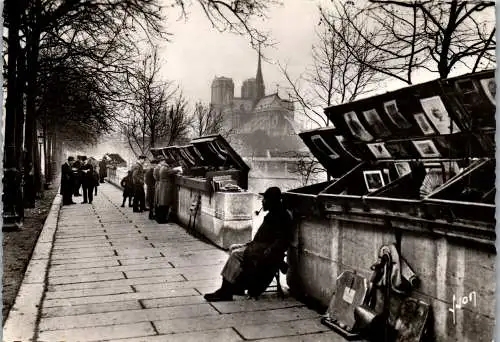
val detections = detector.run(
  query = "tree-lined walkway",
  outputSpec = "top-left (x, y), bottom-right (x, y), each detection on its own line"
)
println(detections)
top-left (4, 183), bottom-right (346, 342)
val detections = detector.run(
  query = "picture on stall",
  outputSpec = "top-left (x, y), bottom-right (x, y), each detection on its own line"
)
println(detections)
top-left (420, 96), bottom-right (461, 134)
top-left (335, 135), bottom-right (361, 161)
top-left (412, 140), bottom-right (441, 158)
top-left (394, 162), bottom-right (412, 177)
top-left (414, 113), bottom-right (435, 135)
top-left (479, 78), bottom-right (496, 105)
top-left (311, 135), bottom-right (340, 160)
top-left (367, 142), bottom-right (392, 159)
top-left (363, 170), bottom-right (385, 192)
top-left (383, 100), bottom-right (411, 128)
top-left (343, 111), bottom-right (374, 141)
top-left (363, 109), bottom-right (390, 136)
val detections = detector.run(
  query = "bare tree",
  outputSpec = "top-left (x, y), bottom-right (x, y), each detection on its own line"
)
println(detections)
top-left (191, 101), bottom-right (236, 138)
top-left (178, 0), bottom-right (280, 47)
top-left (324, 0), bottom-right (496, 84)
top-left (286, 151), bottom-right (326, 187)
top-left (281, 4), bottom-right (382, 128)
top-left (123, 50), bottom-right (193, 158)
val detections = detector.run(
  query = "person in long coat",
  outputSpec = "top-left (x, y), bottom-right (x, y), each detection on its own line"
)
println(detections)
top-left (120, 170), bottom-right (134, 207)
top-left (72, 157), bottom-right (82, 197)
top-left (145, 160), bottom-right (158, 219)
top-left (132, 155), bottom-right (146, 212)
top-left (61, 156), bottom-right (76, 205)
top-left (203, 187), bottom-right (293, 301)
top-left (99, 157), bottom-right (108, 183)
top-left (155, 159), bottom-right (181, 223)
top-left (80, 156), bottom-right (95, 204)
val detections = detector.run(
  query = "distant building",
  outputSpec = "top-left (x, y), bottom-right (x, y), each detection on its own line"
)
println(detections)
top-left (210, 49), bottom-right (305, 157)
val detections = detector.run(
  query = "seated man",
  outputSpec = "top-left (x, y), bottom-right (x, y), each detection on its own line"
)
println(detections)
top-left (204, 187), bottom-right (293, 302)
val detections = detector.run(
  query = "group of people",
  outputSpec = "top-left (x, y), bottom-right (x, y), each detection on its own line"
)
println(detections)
top-left (120, 155), bottom-right (181, 222)
top-left (61, 155), bottom-right (105, 205)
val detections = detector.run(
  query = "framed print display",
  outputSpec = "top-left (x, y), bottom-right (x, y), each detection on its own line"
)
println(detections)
top-left (343, 111), bottom-right (374, 142)
top-left (479, 78), bottom-right (496, 105)
top-left (412, 140), bottom-right (441, 158)
top-left (367, 142), bottom-right (392, 159)
top-left (311, 135), bottom-right (340, 160)
top-left (383, 100), bottom-right (411, 128)
top-left (394, 162), bottom-right (412, 177)
top-left (413, 113), bottom-right (435, 135)
top-left (363, 170), bottom-right (385, 192)
top-left (362, 109), bottom-right (391, 136)
top-left (419, 96), bottom-right (461, 134)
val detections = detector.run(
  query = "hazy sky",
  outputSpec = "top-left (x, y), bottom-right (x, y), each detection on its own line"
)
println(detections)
top-left (158, 0), bottom-right (495, 129)
top-left (160, 0), bottom-right (323, 105)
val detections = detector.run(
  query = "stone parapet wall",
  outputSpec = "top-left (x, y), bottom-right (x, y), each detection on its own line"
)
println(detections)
top-left (287, 214), bottom-right (495, 342)
top-left (175, 184), bottom-right (254, 249)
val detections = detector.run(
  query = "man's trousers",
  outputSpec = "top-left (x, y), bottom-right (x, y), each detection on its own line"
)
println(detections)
top-left (221, 248), bottom-right (246, 284)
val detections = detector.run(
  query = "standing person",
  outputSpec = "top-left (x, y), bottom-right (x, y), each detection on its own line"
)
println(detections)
top-left (80, 156), bottom-right (95, 204)
top-left (132, 155), bottom-right (146, 212)
top-left (61, 156), bottom-right (76, 205)
top-left (156, 159), bottom-right (182, 223)
top-left (120, 170), bottom-right (134, 207)
top-left (203, 187), bottom-right (293, 301)
top-left (99, 157), bottom-right (107, 183)
top-left (145, 160), bottom-right (158, 220)
top-left (72, 157), bottom-right (82, 197)
top-left (92, 159), bottom-right (100, 196)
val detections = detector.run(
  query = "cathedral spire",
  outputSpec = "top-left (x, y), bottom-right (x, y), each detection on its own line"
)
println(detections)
top-left (255, 44), bottom-right (265, 101)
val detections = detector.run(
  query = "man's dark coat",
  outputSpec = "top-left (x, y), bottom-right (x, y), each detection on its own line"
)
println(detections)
top-left (241, 207), bottom-right (293, 297)
top-left (61, 162), bottom-right (74, 203)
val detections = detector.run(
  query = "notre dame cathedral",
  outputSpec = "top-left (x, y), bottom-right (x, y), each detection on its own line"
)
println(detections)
top-left (209, 50), bottom-right (305, 158)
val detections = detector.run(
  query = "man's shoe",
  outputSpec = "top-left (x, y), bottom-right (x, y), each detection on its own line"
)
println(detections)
top-left (203, 289), bottom-right (233, 302)
top-left (121, 204), bottom-right (125, 207)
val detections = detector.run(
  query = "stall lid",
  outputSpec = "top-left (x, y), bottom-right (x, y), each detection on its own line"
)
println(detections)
top-left (190, 134), bottom-right (250, 172)
top-left (298, 126), bottom-right (362, 178)
top-left (177, 144), bottom-right (205, 168)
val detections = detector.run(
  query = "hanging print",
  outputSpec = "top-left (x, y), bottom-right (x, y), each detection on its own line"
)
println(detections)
top-left (383, 100), bottom-right (411, 128)
top-left (343, 111), bottom-right (374, 142)
top-left (479, 78), bottom-right (496, 105)
top-left (362, 109), bottom-right (391, 137)
top-left (413, 113), bottom-right (435, 135)
top-left (419, 96), bottom-right (461, 134)
top-left (412, 139), bottom-right (441, 158)
top-left (367, 142), bottom-right (392, 159)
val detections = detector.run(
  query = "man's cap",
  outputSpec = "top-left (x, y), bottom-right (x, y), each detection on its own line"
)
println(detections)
top-left (259, 187), bottom-right (282, 201)
top-left (68, 156), bottom-right (75, 161)
top-left (81, 156), bottom-right (87, 161)
top-left (138, 155), bottom-right (147, 160)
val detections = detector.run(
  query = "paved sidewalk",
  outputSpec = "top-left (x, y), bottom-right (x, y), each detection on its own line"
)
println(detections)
top-left (4, 183), bottom-right (344, 342)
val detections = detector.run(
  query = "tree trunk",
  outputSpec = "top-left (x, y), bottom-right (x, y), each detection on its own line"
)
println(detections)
top-left (24, 0), bottom-right (41, 207)
top-left (3, 0), bottom-right (24, 228)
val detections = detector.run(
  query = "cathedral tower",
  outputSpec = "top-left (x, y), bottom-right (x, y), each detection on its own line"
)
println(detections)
top-left (211, 77), bottom-right (234, 106)
top-left (255, 46), bottom-right (265, 101)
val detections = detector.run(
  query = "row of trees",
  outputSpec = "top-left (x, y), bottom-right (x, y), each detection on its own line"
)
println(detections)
top-left (2, 0), bottom-right (276, 228)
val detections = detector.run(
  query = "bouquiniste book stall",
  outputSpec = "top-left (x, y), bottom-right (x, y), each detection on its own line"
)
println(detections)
top-left (151, 134), bottom-right (253, 249)
top-left (283, 70), bottom-right (496, 341)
